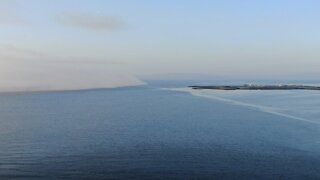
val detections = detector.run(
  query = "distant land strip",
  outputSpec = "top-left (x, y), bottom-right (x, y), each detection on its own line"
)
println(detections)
top-left (189, 84), bottom-right (320, 90)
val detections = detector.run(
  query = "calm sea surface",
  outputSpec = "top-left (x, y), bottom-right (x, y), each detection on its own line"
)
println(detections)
top-left (0, 86), bottom-right (320, 179)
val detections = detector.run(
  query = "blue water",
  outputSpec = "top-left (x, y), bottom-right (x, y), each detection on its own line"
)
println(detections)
top-left (0, 86), bottom-right (320, 179)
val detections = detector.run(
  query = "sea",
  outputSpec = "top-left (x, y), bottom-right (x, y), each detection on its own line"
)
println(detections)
top-left (0, 81), bottom-right (320, 179)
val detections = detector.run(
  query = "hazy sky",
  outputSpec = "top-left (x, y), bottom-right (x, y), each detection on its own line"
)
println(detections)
top-left (1, 0), bottom-right (320, 91)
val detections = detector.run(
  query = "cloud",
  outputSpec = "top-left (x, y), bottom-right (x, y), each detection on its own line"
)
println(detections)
top-left (57, 12), bottom-right (125, 31)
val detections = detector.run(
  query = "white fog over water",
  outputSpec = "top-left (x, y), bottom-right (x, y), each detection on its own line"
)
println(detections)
top-left (0, 45), bottom-right (145, 92)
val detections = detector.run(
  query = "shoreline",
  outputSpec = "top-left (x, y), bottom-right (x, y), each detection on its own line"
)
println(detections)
top-left (190, 84), bottom-right (320, 90)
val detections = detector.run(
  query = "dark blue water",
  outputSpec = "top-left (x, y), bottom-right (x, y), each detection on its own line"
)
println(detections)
top-left (0, 86), bottom-right (320, 179)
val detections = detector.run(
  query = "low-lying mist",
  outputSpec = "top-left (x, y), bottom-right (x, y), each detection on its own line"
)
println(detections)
top-left (0, 60), bottom-right (145, 92)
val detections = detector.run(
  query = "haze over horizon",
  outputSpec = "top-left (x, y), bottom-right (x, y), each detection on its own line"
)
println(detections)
top-left (1, 0), bottom-right (320, 91)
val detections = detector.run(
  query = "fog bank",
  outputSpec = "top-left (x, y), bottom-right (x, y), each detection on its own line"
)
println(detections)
top-left (0, 66), bottom-right (145, 92)
top-left (0, 46), bottom-right (145, 92)
top-left (0, 64), bottom-right (145, 92)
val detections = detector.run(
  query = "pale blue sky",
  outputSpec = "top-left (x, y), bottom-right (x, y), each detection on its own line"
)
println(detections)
top-left (1, 0), bottom-right (320, 90)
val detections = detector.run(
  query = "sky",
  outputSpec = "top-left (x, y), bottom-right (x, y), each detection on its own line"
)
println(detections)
top-left (1, 0), bottom-right (320, 91)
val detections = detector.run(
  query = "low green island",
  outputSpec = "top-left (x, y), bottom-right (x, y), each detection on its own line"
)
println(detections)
top-left (189, 84), bottom-right (320, 90)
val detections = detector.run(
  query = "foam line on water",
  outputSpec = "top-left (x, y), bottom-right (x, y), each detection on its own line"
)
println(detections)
top-left (166, 88), bottom-right (320, 125)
